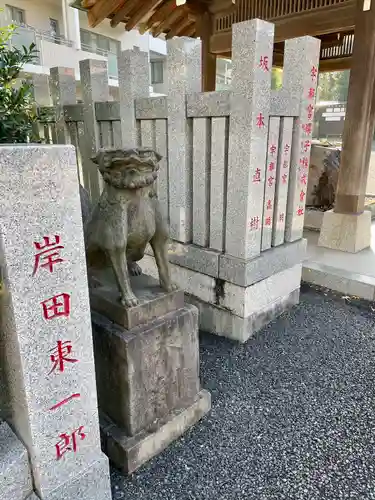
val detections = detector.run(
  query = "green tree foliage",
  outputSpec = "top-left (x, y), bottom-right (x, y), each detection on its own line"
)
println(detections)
top-left (0, 17), bottom-right (39, 143)
top-left (271, 67), bottom-right (283, 90)
top-left (317, 70), bottom-right (350, 102)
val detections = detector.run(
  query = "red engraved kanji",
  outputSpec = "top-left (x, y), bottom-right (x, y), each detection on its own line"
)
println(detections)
top-left (282, 173), bottom-right (288, 184)
top-left (311, 66), bottom-right (318, 81)
top-left (49, 340), bottom-right (78, 374)
top-left (253, 168), bottom-right (261, 183)
top-left (249, 217), bottom-right (260, 231)
top-left (33, 235), bottom-right (65, 276)
top-left (267, 176), bottom-right (275, 187)
top-left (268, 161), bottom-right (275, 172)
top-left (269, 144), bottom-right (277, 156)
top-left (308, 88), bottom-right (315, 99)
top-left (300, 190), bottom-right (306, 202)
top-left (55, 426), bottom-right (86, 460)
top-left (279, 213), bottom-right (285, 222)
top-left (302, 123), bottom-right (312, 136)
top-left (266, 199), bottom-right (272, 210)
top-left (265, 216), bottom-right (272, 226)
top-left (302, 140), bottom-right (311, 153)
top-left (41, 293), bottom-right (70, 320)
top-left (256, 113), bottom-right (265, 128)
top-left (284, 144), bottom-right (290, 154)
top-left (300, 173), bottom-right (307, 185)
top-left (259, 56), bottom-right (269, 71)
top-left (300, 157), bottom-right (309, 169)
top-left (307, 104), bottom-right (314, 120)
top-left (49, 393), bottom-right (81, 411)
top-left (297, 207), bottom-right (304, 216)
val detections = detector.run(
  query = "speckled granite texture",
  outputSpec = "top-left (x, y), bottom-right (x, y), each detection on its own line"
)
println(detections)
top-left (111, 284), bottom-right (375, 500)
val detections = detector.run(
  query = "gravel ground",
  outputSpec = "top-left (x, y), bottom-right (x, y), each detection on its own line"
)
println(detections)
top-left (111, 284), bottom-right (375, 500)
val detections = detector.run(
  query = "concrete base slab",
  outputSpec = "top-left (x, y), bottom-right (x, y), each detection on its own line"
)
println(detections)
top-left (318, 210), bottom-right (371, 253)
top-left (101, 389), bottom-right (211, 474)
top-left (187, 288), bottom-right (300, 343)
top-left (302, 262), bottom-right (375, 301)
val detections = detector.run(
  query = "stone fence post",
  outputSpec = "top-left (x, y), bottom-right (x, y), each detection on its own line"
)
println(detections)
top-left (166, 37), bottom-right (201, 243)
top-left (283, 36), bottom-right (321, 242)
top-left (225, 19), bottom-right (274, 259)
top-left (0, 144), bottom-right (112, 499)
top-left (50, 66), bottom-right (76, 145)
top-left (80, 59), bottom-right (109, 202)
top-left (118, 47), bottom-right (150, 146)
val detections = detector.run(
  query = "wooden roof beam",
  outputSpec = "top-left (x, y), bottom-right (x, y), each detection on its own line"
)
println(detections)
top-left (110, 0), bottom-right (139, 27)
top-left (153, 7), bottom-right (186, 37)
top-left (166, 15), bottom-right (194, 39)
top-left (145, 0), bottom-right (177, 31)
top-left (181, 24), bottom-right (196, 37)
top-left (87, 0), bottom-right (124, 28)
top-left (125, 0), bottom-right (164, 31)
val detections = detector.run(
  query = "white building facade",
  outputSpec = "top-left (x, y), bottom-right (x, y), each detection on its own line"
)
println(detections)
top-left (0, 0), bottom-right (168, 100)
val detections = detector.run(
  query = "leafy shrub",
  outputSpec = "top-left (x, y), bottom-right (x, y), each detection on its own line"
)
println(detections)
top-left (0, 20), bottom-right (39, 143)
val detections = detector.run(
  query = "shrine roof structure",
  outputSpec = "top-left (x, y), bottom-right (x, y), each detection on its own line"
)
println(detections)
top-left (72, 0), bottom-right (357, 71)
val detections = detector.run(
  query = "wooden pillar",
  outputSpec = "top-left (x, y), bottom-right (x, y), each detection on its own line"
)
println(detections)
top-left (334, 0), bottom-right (375, 214)
top-left (198, 12), bottom-right (216, 92)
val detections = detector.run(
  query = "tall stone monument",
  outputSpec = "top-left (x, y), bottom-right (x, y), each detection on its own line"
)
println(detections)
top-left (86, 147), bottom-right (211, 474)
top-left (0, 144), bottom-right (112, 499)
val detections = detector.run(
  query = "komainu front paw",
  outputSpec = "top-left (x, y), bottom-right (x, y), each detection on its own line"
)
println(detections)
top-left (128, 261), bottom-right (142, 276)
top-left (121, 293), bottom-right (139, 308)
top-left (161, 282), bottom-right (179, 293)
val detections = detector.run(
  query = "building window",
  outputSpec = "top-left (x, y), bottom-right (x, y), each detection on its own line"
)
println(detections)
top-left (49, 18), bottom-right (60, 39)
top-left (6, 4), bottom-right (25, 24)
top-left (151, 60), bottom-right (163, 84)
top-left (80, 29), bottom-right (120, 56)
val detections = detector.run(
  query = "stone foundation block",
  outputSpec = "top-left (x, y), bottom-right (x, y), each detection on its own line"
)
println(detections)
top-left (101, 389), bottom-right (211, 474)
top-left (0, 421), bottom-right (33, 500)
top-left (140, 254), bottom-right (216, 303)
top-left (318, 210), bottom-right (371, 253)
top-left (188, 288), bottom-right (300, 343)
top-left (219, 239), bottom-right (306, 287)
top-left (220, 264), bottom-right (302, 317)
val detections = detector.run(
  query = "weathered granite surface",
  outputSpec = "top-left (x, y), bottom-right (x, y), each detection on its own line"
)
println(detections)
top-left (0, 420), bottom-right (33, 500)
top-left (0, 145), bottom-right (111, 498)
top-left (101, 389), bottom-right (211, 475)
top-left (92, 305), bottom-right (200, 436)
top-left (189, 288), bottom-right (300, 343)
top-left (90, 274), bottom-right (184, 329)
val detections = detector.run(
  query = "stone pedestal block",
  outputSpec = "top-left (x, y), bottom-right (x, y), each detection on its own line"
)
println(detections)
top-left (318, 210), bottom-right (371, 253)
top-left (91, 281), bottom-right (210, 473)
top-left (90, 274), bottom-right (184, 329)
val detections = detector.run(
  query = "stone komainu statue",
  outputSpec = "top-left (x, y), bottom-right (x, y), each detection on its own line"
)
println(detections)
top-left (84, 147), bottom-right (177, 308)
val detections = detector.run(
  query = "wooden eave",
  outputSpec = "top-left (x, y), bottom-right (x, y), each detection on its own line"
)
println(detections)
top-left (75, 0), bottom-right (356, 69)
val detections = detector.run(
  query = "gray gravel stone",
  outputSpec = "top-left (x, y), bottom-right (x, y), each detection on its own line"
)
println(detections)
top-left (111, 284), bottom-right (375, 500)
